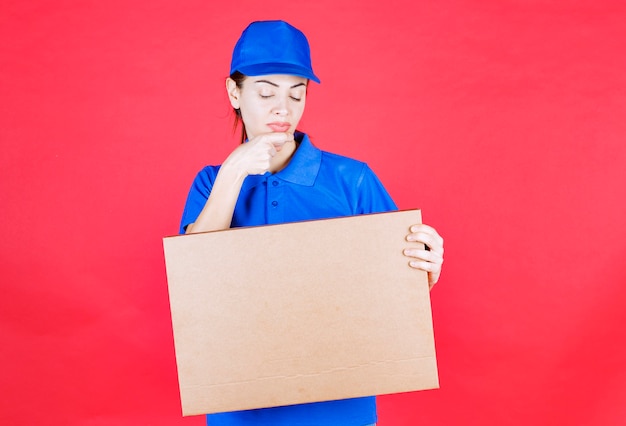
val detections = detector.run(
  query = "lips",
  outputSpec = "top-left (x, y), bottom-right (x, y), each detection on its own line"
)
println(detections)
top-left (267, 122), bottom-right (291, 132)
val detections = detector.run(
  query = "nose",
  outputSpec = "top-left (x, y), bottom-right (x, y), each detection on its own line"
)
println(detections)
top-left (272, 95), bottom-right (289, 117)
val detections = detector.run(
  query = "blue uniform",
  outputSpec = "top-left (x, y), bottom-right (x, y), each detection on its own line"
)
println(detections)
top-left (180, 132), bottom-right (397, 426)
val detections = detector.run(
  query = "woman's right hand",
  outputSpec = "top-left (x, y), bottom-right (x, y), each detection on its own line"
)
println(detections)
top-left (221, 132), bottom-right (295, 177)
top-left (185, 132), bottom-right (295, 234)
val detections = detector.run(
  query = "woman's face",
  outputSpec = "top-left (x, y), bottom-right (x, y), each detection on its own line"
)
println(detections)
top-left (227, 74), bottom-right (308, 140)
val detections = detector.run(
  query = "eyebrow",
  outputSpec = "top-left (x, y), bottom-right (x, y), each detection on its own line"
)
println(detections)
top-left (254, 79), bottom-right (307, 89)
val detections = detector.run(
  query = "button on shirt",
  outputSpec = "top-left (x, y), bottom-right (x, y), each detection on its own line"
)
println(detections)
top-left (179, 133), bottom-right (397, 426)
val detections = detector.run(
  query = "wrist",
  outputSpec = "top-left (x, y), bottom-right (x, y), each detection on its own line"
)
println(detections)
top-left (219, 161), bottom-right (248, 184)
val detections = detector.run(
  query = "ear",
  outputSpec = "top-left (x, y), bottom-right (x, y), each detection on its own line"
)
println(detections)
top-left (226, 78), bottom-right (241, 109)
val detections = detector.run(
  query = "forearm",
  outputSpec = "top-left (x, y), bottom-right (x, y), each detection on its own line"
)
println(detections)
top-left (185, 167), bottom-right (246, 234)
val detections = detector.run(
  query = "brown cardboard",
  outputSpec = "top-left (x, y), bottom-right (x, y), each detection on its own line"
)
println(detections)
top-left (163, 209), bottom-right (438, 416)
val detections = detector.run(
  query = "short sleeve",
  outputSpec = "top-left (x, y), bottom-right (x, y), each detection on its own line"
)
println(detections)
top-left (354, 164), bottom-right (398, 215)
top-left (179, 166), bottom-right (220, 234)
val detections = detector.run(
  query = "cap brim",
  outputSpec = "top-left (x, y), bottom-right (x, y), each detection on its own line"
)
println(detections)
top-left (233, 63), bottom-right (321, 83)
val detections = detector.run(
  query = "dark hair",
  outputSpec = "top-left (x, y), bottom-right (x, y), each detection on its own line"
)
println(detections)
top-left (230, 71), bottom-right (247, 144)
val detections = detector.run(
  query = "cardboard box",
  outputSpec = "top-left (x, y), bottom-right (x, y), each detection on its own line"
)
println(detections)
top-left (163, 209), bottom-right (438, 416)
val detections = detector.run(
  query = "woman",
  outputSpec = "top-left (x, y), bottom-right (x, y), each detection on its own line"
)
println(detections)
top-left (180, 20), bottom-right (444, 426)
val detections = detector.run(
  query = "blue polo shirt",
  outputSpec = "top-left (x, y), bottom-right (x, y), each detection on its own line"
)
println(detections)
top-left (179, 133), bottom-right (397, 426)
top-left (180, 133), bottom-right (397, 233)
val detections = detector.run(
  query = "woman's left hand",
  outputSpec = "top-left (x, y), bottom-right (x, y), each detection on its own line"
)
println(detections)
top-left (404, 224), bottom-right (444, 290)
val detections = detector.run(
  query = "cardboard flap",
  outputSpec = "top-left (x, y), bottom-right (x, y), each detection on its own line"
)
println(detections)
top-left (163, 209), bottom-right (438, 416)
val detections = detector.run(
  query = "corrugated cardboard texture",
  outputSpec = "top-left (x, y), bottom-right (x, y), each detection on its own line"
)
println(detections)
top-left (163, 209), bottom-right (438, 416)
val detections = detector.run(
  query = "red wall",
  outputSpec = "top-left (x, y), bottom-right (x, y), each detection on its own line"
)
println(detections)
top-left (2, 1), bottom-right (626, 425)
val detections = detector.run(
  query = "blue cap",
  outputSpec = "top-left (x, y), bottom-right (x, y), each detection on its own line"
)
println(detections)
top-left (230, 20), bottom-right (321, 83)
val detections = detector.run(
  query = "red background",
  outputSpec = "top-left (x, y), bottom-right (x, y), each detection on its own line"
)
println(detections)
top-left (2, 1), bottom-right (626, 425)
